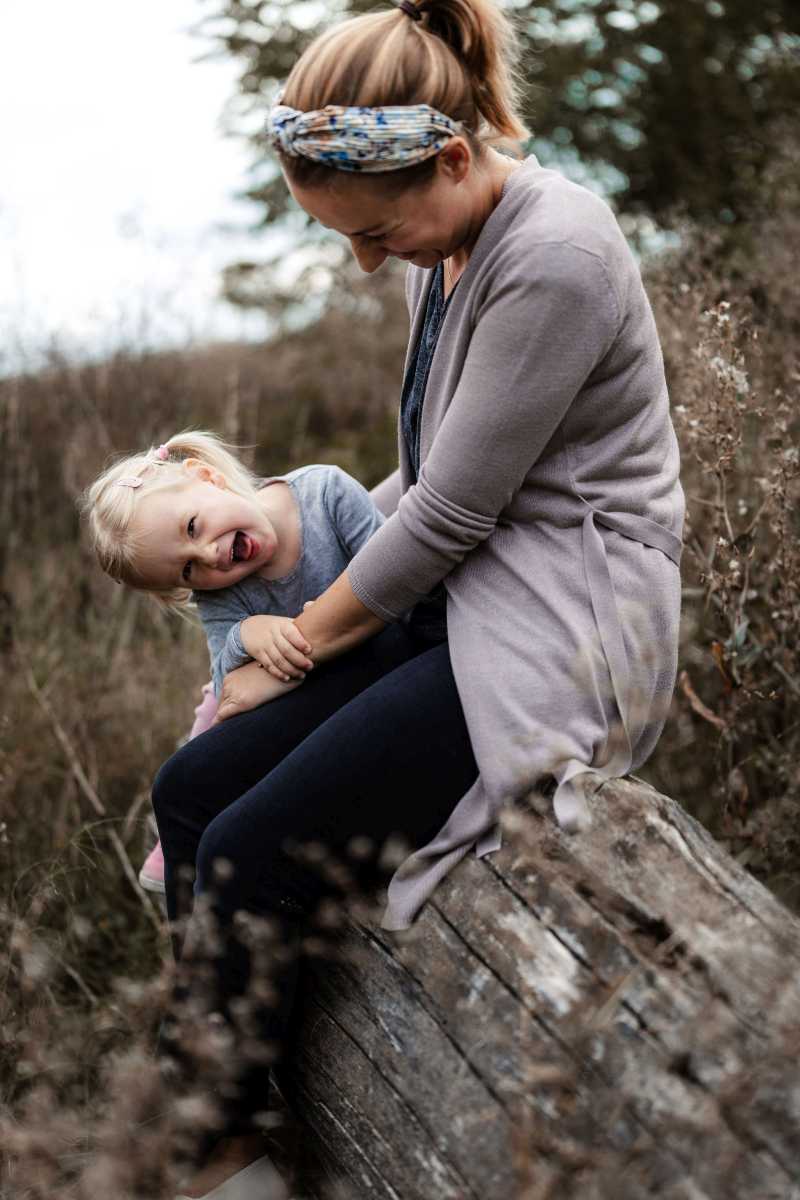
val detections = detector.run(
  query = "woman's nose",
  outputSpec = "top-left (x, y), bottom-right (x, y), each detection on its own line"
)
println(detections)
top-left (349, 237), bottom-right (387, 273)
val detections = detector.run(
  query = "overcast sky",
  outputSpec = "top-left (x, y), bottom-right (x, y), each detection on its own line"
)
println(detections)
top-left (0, 1), bottom-right (277, 375)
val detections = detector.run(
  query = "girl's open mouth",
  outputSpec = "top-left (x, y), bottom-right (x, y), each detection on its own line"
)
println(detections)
top-left (231, 531), bottom-right (258, 563)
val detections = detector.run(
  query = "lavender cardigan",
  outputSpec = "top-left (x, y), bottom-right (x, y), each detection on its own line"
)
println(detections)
top-left (350, 154), bottom-right (685, 931)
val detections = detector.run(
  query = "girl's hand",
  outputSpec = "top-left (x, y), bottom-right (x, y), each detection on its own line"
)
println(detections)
top-left (213, 661), bottom-right (302, 724)
top-left (240, 614), bottom-right (314, 683)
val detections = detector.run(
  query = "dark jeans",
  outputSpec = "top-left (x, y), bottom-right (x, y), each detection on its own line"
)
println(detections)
top-left (152, 623), bottom-right (478, 1150)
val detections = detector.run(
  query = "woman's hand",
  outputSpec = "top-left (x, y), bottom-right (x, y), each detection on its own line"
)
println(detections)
top-left (240, 614), bottom-right (314, 682)
top-left (213, 661), bottom-right (302, 724)
top-left (291, 573), bottom-right (386, 664)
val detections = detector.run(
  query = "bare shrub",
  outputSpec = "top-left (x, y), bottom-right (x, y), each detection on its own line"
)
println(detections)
top-left (643, 133), bottom-right (800, 907)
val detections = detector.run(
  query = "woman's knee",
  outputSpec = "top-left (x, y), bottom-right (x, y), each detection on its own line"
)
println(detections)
top-left (195, 816), bottom-right (241, 895)
top-left (195, 810), bottom-right (325, 920)
top-left (194, 808), bottom-right (288, 903)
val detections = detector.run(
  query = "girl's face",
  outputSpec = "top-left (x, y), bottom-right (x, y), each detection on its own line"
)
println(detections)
top-left (286, 137), bottom-right (489, 274)
top-left (130, 464), bottom-right (278, 592)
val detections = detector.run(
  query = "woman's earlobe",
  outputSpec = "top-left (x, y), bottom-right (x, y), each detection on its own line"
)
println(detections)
top-left (438, 137), bottom-right (471, 182)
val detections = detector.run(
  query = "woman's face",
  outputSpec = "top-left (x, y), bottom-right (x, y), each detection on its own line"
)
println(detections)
top-left (286, 138), bottom-right (482, 273)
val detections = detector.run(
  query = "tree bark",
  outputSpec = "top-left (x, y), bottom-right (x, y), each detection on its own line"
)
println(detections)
top-left (275, 776), bottom-right (800, 1200)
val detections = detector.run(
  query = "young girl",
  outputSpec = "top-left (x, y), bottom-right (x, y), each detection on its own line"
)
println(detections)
top-left (82, 430), bottom-right (387, 893)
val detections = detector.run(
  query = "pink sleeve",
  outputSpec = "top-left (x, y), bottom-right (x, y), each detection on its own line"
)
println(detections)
top-left (188, 682), bottom-right (218, 739)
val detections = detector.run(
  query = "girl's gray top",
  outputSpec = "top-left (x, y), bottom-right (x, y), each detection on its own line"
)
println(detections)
top-left (348, 154), bottom-right (686, 932)
top-left (194, 464), bottom-right (384, 695)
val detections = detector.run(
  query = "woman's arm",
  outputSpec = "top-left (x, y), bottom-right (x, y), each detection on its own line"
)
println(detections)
top-left (369, 467), bottom-right (402, 518)
top-left (293, 570), bottom-right (386, 663)
top-left (343, 242), bottom-right (621, 623)
top-left (299, 244), bottom-right (618, 661)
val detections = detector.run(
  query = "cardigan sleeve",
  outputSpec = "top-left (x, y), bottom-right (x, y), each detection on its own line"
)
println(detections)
top-left (369, 468), bottom-right (403, 518)
top-left (347, 241), bottom-right (621, 622)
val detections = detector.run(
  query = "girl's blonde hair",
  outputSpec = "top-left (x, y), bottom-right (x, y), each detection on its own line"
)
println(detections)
top-left (81, 430), bottom-right (261, 608)
top-left (278, 0), bottom-right (529, 193)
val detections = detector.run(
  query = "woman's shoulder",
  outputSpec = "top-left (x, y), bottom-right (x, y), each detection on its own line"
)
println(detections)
top-left (472, 161), bottom-right (639, 325)
top-left (406, 160), bottom-right (634, 315)
top-left (499, 162), bottom-right (630, 275)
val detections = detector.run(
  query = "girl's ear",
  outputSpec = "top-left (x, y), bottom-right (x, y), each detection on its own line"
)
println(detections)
top-left (182, 458), bottom-right (227, 489)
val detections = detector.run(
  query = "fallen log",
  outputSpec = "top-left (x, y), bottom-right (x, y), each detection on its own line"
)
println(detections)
top-left (275, 775), bottom-right (800, 1200)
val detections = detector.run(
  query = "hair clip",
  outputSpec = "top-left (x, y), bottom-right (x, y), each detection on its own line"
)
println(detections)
top-left (154, 444), bottom-right (170, 460)
top-left (117, 476), bottom-right (144, 489)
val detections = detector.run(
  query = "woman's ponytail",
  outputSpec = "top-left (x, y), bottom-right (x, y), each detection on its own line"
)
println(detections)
top-left (417, 0), bottom-right (528, 145)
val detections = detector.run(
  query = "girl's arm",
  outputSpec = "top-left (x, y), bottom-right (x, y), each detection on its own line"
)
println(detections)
top-left (196, 586), bottom-right (257, 696)
top-left (198, 588), bottom-right (313, 688)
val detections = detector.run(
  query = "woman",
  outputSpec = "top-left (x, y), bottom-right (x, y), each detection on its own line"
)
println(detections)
top-left (154, 0), bottom-right (684, 1194)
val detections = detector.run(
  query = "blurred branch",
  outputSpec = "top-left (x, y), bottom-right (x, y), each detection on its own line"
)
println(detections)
top-left (678, 669), bottom-right (729, 731)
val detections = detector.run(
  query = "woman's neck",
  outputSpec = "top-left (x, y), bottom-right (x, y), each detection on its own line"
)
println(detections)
top-left (449, 150), bottom-right (522, 279)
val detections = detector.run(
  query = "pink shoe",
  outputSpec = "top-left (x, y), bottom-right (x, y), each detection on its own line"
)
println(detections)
top-left (139, 838), bottom-right (166, 894)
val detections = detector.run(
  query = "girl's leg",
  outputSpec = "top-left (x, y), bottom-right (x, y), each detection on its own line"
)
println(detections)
top-left (157, 636), bottom-right (478, 1149)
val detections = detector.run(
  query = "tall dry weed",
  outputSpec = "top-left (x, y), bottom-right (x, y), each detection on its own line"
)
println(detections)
top-left (643, 138), bottom-right (800, 905)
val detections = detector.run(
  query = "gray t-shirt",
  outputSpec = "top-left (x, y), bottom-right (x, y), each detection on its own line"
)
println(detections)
top-left (194, 464), bottom-right (385, 695)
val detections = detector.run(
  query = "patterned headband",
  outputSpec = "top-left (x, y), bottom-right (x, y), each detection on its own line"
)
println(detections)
top-left (266, 92), bottom-right (463, 173)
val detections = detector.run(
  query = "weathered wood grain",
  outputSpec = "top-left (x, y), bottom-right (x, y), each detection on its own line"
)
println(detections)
top-left (275, 777), bottom-right (800, 1199)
